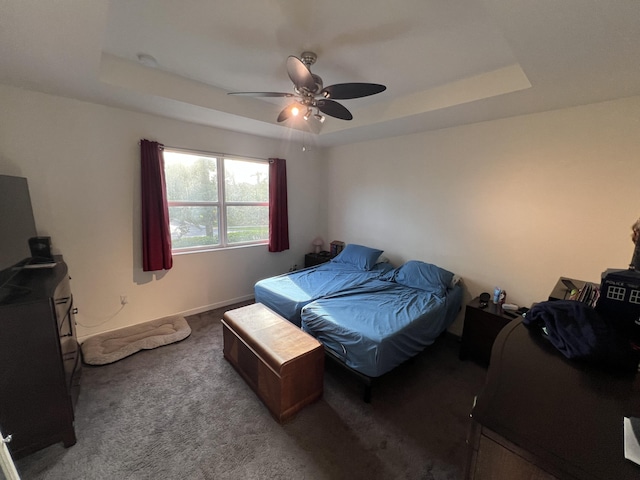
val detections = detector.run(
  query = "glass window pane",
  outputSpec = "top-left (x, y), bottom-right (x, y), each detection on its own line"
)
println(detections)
top-left (224, 158), bottom-right (268, 202)
top-left (165, 151), bottom-right (218, 202)
top-left (226, 206), bottom-right (268, 243)
top-left (169, 206), bottom-right (219, 248)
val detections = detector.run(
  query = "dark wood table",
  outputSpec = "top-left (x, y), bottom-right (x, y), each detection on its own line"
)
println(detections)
top-left (304, 251), bottom-right (332, 268)
top-left (466, 319), bottom-right (640, 479)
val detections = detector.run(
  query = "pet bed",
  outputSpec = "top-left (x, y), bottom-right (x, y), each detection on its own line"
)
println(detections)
top-left (81, 315), bottom-right (191, 365)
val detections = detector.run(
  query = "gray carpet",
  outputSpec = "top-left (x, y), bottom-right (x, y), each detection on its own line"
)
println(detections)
top-left (14, 301), bottom-right (486, 480)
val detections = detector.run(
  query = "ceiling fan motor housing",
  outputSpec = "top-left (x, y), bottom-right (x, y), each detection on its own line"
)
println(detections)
top-left (311, 74), bottom-right (323, 93)
top-left (300, 51), bottom-right (317, 67)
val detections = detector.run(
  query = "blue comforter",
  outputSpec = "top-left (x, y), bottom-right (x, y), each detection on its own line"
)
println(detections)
top-left (254, 261), bottom-right (393, 326)
top-left (301, 279), bottom-right (463, 377)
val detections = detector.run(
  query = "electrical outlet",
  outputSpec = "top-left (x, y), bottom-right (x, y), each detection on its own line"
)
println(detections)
top-left (120, 295), bottom-right (128, 305)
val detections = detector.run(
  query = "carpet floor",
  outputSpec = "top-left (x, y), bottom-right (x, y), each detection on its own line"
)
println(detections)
top-left (14, 302), bottom-right (486, 480)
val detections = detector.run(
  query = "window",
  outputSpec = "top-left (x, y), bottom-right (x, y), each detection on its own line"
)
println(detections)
top-left (164, 149), bottom-right (269, 252)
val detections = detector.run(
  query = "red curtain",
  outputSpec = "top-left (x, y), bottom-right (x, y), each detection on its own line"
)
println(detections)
top-left (268, 158), bottom-right (289, 252)
top-left (140, 139), bottom-right (173, 271)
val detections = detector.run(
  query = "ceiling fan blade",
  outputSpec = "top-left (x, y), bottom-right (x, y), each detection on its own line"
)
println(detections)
top-left (316, 99), bottom-right (353, 120)
top-left (227, 92), bottom-right (295, 98)
top-left (277, 102), bottom-right (305, 123)
top-left (286, 55), bottom-right (316, 91)
top-left (320, 83), bottom-right (386, 99)
top-left (277, 105), bottom-right (293, 122)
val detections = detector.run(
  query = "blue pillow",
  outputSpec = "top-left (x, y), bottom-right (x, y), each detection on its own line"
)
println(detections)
top-left (331, 244), bottom-right (383, 271)
top-left (392, 260), bottom-right (454, 295)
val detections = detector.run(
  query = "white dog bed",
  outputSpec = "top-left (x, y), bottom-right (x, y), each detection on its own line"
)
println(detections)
top-left (81, 315), bottom-right (191, 365)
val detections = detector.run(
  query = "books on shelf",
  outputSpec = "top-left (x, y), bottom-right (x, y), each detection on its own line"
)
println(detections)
top-left (568, 281), bottom-right (600, 307)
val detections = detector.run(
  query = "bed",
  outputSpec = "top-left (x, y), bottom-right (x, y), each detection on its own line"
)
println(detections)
top-left (301, 261), bottom-right (463, 378)
top-left (254, 245), bottom-right (463, 401)
top-left (254, 244), bottom-right (393, 326)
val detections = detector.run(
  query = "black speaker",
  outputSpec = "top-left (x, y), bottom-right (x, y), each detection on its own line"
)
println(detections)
top-left (28, 236), bottom-right (53, 262)
top-left (479, 292), bottom-right (490, 308)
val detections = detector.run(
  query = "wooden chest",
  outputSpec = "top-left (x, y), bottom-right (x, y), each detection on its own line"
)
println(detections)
top-left (221, 303), bottom-right (324, 422)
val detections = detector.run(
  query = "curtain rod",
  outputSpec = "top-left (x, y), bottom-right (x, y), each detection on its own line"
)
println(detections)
top-left (138, 140), bottom-right (269, 162)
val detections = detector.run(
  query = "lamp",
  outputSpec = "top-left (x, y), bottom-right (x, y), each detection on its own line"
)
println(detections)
top-left (303, 108), bottom-right (312, 121)
top-left (312, 237), bottom-right (324, 254)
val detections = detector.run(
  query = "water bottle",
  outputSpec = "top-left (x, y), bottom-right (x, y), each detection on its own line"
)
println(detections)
top-left (493, 287), bottom-right (501, 304)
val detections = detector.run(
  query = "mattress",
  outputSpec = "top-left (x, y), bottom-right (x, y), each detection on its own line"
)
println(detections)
top-left (300, 279), bottom-right (463, 377)
top-left (254, 261), bottom-right (393, 326)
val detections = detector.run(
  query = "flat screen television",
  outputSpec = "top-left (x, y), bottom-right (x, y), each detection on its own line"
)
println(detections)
top-left (0, 175), bottom-right (38, 291)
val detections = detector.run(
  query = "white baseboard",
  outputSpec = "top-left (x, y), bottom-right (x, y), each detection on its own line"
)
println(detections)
top-left (77, 295), bottom-right (255, 343)
top-left (177, 294), bottom-right (255, 317)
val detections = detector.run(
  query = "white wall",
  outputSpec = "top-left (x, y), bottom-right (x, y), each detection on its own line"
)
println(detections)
top-left (0, 85), bottom-right (327, 341)
top-left (325, 96), bottom-right (640, 334)
top-left (3, 83), bottom-right (638, 340)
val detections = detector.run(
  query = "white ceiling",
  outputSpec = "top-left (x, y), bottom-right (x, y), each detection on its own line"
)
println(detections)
top-left (1, 0), bottom-right (639, 148)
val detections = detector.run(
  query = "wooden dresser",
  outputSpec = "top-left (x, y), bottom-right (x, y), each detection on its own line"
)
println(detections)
top-left (465, 319), bottom-right (640, 479)
top-left (0, 259), bottom-right (81, 458)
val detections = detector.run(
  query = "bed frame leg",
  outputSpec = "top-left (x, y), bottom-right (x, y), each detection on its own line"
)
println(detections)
top-left (324, 347), bottom-right (374, 403)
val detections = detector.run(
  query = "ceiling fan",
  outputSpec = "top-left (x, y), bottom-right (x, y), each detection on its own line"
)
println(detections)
top-left (228, 51), bottom-right (386, 125)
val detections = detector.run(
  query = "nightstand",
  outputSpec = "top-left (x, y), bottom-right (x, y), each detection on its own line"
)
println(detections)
top-left (304, 251), bottom-right (331, 268)
top-left (459, 297), bottom-right (518, 366)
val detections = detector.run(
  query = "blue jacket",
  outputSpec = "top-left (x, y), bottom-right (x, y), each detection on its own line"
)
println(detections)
top-left (523, 300), bottom-right (639, 372)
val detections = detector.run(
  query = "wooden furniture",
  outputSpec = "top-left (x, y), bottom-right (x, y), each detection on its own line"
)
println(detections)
top-left (221, 303), bottom-right (324, 422)
top-left (304, 251), bottom-right (332, 268)
top-left (0, 259), bottom-right (81, 458)
top-left (459, 296), bottom-right (516, 366)
top-left (465, 319), bottom-right (640, 480)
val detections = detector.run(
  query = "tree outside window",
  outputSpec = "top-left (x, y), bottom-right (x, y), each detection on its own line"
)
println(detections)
top-left (164, 149), bottom-right (269, 251)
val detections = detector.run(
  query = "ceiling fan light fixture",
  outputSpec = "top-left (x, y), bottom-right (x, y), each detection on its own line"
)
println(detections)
top-left (303, 107), bottom-right (313, 121)
top-left (315, 113), bottom-right (325, 123)
top-left (291, 106), bottom-right (300, 117)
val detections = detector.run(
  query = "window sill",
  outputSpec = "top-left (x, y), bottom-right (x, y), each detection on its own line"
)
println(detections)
top-left (172, 242), bottom-right (269, 256)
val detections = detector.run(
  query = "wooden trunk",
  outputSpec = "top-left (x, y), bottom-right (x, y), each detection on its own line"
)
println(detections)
top-left (221, 303), bottom-right (324, 423)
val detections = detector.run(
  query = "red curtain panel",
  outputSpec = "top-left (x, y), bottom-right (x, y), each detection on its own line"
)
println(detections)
top-left (140, 139), bottom-right (173, 271)
top-left (268, 158), bottom-right (290, 252)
